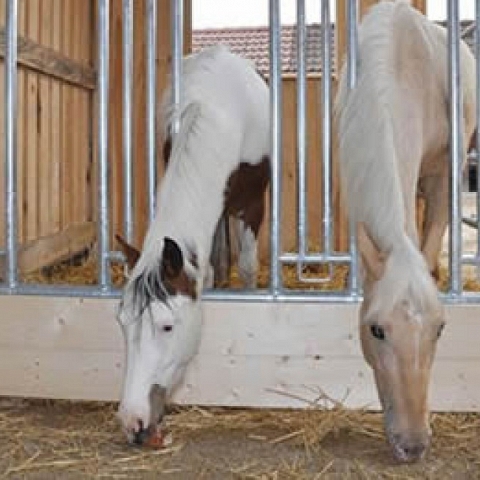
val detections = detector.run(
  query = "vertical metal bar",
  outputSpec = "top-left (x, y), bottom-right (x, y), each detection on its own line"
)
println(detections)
top-left (171, 0), bottom-right (184, 137)
top-left (98, 0), bottom-right (111, 289)
top-left (269, 0), bottom-right (283, 295)
top-left (475, 1), bottom-right (480, 270)
top-left (321, 0), bottom-right (333, 255)
top-left (122, 0), bottom-right (134, 243)
top-left (4, 0), bottom-right (18, 288)
top-left (447, 0), bottom-right (463, 296)
top-left (296, 0), bottom-right (308, 277)
top-left (346, 0), bottom-right (359, 294)
top-left (346, 0), bottom-right (358, 90)
top-left (146, 0), bottom-right (157, 223)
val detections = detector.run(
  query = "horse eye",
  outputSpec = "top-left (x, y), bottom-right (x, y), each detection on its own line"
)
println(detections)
top-left (370, 324), bottom-right (385, 340)
top-left (162, 325), bottom-right (173, 333)
top-left (437, 322), bottom-right (445, 338)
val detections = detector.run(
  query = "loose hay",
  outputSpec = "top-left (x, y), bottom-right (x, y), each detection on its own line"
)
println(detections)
top-left (0, 399), bottom-right (478, 478)
top-left (21, 252), bottom-right (480, 293)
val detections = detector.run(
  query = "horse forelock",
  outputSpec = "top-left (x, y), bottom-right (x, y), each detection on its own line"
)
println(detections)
top-left (366, 245), bottom-right (439, 322)
top-left (123, 265), bottom-right (170, 320)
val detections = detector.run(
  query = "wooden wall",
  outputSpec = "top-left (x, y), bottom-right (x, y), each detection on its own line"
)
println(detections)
top-left (0, 0), bottom-right (95, 271)
top-left (108, 0), bottom-right (191, 248)
top-left (0, 0), bottom-right (188, 272)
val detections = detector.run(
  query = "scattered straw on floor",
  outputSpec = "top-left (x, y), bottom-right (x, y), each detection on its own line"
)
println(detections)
top-left (0, 399), bottom-right (478, 478)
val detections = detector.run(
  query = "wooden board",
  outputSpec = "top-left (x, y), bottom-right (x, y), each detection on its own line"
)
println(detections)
top-left (0, 297), bottom-right (479, 412)
top-left (0, 221), bottom-right (95, 275)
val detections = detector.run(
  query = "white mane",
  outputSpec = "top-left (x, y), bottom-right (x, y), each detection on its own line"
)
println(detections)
top-left (336, 1), bottom-right (443, 313)
top-left (129, 46), bottom-right (269, 288)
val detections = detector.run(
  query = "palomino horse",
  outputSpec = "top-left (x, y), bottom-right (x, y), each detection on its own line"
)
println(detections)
top-left (116, 46), bottom-right (270, 444)
top-left (336, 2), bottom-right (476, 463)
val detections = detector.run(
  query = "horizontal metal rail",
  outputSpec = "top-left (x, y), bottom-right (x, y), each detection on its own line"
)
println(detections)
top-left (0, 0), bottom-right (479, 305)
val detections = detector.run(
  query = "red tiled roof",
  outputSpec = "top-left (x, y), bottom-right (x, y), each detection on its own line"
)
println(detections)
top-left (193, 21), bottom-right (476, 77)
top-left (192, 24), bottom-right (332, 76)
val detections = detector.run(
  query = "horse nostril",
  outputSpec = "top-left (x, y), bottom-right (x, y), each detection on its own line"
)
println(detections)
top-left (132, 420), bottom-right (151, 446)
top-left (405, 443), bottom-right (425, 458)
top-left (399, 442), bottom-right (427, 462)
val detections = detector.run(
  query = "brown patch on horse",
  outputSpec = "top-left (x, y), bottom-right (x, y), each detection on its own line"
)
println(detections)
top-left (162, 270), bottom-right (197, 300)
top-left (223, 156), bottom-right (270, 234)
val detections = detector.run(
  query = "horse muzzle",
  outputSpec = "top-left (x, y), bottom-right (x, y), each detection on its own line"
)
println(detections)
top-left (118, 384), bottom-right (167, 445)
top-left (389, 431), bottom-right (430, 463)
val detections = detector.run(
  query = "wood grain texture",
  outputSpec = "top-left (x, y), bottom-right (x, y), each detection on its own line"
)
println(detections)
top-left (0, 298), bottom-right (477, 411)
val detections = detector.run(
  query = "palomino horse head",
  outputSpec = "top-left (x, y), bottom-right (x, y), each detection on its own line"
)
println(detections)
top-left (358, 228), bottom-right (446, 462)
top-left (116, 236), bottom-right (202, 444)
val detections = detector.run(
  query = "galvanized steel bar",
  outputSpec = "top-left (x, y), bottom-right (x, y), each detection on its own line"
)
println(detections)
top-left (280, 252), bottom-right (351, 264)
top-left (269, 0), bottom-right (283, 295)
top-left (321, 0), bottom-right (333, 256)
top-left (475, 2), bottom-right (480, 267)
top-left (171, 0), bottom-right (184, 136)
top-left (296, 0), bottom-right (309, 278)
top-left (5, 282), bottom-right (480, 304)
top-left (146, 0), bottom-right (157, 223)
top-left (447, 0), bottom-right (464, 296)
top-left (97, 0), bottom-right (111, 289)
top-left (346, 0), bottom-right (359, 294)
top-left (4, 0), bottom-right (18, 288)
top-left (122, 0), bottom-right (134, 243)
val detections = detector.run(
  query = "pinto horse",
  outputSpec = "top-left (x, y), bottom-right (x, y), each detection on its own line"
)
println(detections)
top-left (336, 1), bottom-right (476, 463)
top-left (116, 46), bottom-right (270, 444)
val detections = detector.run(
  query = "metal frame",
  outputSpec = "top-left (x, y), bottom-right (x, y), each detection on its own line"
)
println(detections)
top-left (1, 0), bottom-right (479, 305)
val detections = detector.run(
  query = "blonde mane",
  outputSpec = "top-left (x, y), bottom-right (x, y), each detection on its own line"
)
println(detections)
top-left (336, 1), bottom-right (444, 315)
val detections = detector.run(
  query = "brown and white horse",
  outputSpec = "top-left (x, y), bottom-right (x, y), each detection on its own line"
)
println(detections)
top-left (116, 46), bottom-right (270, 445)
top-left (336, 1), bottom-right (476, 463)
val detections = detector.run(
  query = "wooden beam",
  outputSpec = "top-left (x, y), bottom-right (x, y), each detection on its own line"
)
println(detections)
top-left (0, 28), bottom-right (96, 89)
top-left (0, 298), bottom-right (478, 412)
top-left (0, 221), bottom-right (96, 276)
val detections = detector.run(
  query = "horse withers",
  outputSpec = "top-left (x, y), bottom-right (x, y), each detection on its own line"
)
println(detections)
top-left (116, 46), bottom-right (270, 445)
top-left (336, 1), bottom-right (476, 462)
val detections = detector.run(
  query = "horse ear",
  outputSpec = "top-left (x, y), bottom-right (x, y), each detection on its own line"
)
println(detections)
top-left (115, 234), bottom-right (141, 270)
top-left (357, 224), bottom-right (385, 283)
top-left (161, 237), bottom-right (184, 279)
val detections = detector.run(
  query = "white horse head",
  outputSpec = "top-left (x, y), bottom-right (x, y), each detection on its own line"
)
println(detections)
top-left (116, 237), bottom-right (202, 444)
top-left (115, 46), bottom-right (270, 445)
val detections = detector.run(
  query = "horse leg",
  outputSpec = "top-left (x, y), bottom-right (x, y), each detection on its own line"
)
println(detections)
top-left (233, 217), bottom-right (258, 289)
top-left (209, 214), bottom-right (231, 287)
top-left (419, 163), bottom-right (449, 280)
top-left (233, 195), bottom-right (265, 289)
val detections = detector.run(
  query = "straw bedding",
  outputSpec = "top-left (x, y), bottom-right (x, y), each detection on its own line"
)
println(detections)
top-left (6, 257), bottom-right (478, 477)
top-left (0, 398), bottom-right (479, 479)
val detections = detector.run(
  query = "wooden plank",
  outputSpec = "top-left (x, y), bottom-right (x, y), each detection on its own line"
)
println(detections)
top-left (0, 28), bottom-right (96, 89)
top-left (16, 1), bottom-right (27, 243)
top-left (0, 221), bottom-right (96, 275)
top-left (49, 0), bottom-right (62, 233)
top-left (70, 1), bottom-right (82, 226)
top-left (24, 0), bottom-right (40, 243)
top-left (109, 0), bottom-right (123, 244)
top-left (37, 0), bottom-right (52, 237)
top-left (0, 298), bottom-right (479, 411)
top-left (60, 0), bottom-right (72, 229)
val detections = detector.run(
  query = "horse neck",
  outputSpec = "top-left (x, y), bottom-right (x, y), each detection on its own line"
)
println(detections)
top-left (144, 149), bottom-right (233, 278)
